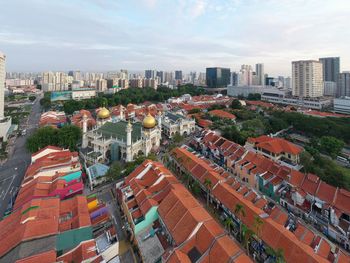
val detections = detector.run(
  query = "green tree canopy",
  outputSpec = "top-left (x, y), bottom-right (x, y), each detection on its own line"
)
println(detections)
top-left (26, 125), bottom-right (82, 153)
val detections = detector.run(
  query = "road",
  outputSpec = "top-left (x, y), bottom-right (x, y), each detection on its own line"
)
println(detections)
top-left (0, 97), bottom-right (41, 216)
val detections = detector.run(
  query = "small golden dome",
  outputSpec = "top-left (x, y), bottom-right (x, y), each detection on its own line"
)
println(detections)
top-left (143, 113), bottom-right (156, 129)
top-left (98, 107), bottom-right (110, 119)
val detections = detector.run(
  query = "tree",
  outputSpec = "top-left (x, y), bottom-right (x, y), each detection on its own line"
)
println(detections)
top-left (57, 125), bottom-right (82, 151)
top-left (26, 125), bottom-right (81, 153)
top-left (204, 178), bottom-right (212, 207)
top-left (253, 215), bottom-right (264, 241)
top-left (231, 99), bottom-right (242, 109)
top-left (29, 95), bottom-right (36, 102)
top-left (234, 203), bottom-right (246, 241)
top-left (319, 136), bottom-right (345, 159)
top-left (173, 132), bottom-right (184, 144)
top-left (242, 225), bottom-right (254, 256)
top-left (105, 161), bottom-right (122, 181)
top-left (247, 93), bottom-right (261, 101)
top-left (191, 181), bottom-right (201, 197)
top-left (224, 217), bottom-right (234, 233)
top-left (275, 248), bottom-right (285, 263)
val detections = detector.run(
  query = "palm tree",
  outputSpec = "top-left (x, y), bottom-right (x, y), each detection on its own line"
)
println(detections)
top-left (234, 203), bottom-right (246, 242)
top-left (242, 225), bottom-right (254, 256)
top-left (253, 215), bottom-right (264, 257)
top-left (204, 178), bottom-right (212, 207)
top-left (224, 217), bottom-right (234, 233)
top-left (253, 215), bottom-right (263, 240)
top-left (275, 248), bottom-right (285, 263)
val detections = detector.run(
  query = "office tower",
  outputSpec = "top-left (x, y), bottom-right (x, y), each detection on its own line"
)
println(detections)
top-left (255, 63), bottom-right (264, 85)
top-left (164, 72), bottom-right (173, 83)
top-left (175, 70), bottom-right (182, 80)
top-left (73, 71), bottom-right (81, 81)
top-left (319, 57), bottom-right (340, 82)
top-left (239, 65), bottom-right (253, 86)
top-left (292, 60), bottom-right (323, 98)
top-left (0, 52), bottom-right (5, 119)
top-left (145, 70), bottom-right (156, 79)
top-left (231, 72), bottom-right (239, 86)
top-left (323, 81), bottom-right (337, 97)
top-left (156, 71), bottom-right (164, 83)
top-left (0, 51), bottom-right (11, 143)
top-left (206, 67), bottom-right (231, 89)
top-left (68, 71), bottom-right (74, 77)
top-left (284, 77), bottom-right (291, 90)
top-left (337, 72), bottom-right (350, 97)
top-left (96, 79), bottom-right (107, 92)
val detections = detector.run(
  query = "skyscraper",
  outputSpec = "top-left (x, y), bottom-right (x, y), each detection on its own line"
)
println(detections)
top-left (206, 67), bottom-right (231, 90)
top-left (145, 70), bottom-right (156, 79)
top-left (292, 60), bottom-right (323, 98)
top-left (239, 65), bottom-right (253, 86)
top-left (255, 63), bottom-right (264, 85)
top-left (337, 72), bottom-right (350, 97)
top-left (319, 57), bottom-right (340, 82)
top-left (0, 52), bottom-right (5, 119)
top-left (0, 51), bottom-right (11, 142)
top-left (175, 70), bottom-right (182, 80)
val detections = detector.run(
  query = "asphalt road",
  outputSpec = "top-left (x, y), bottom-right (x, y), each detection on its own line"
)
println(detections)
top-left (0, 97), bottom-right (41, 216)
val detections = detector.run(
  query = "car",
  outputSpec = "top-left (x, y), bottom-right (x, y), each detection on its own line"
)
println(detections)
top-left (21, 129), bottom-right (27, 136)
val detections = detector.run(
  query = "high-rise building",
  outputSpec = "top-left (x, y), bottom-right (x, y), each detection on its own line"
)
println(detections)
top-left (255, 63), bottom-right (264, 85)
top-left (145, 70), bottom-right (156, 79)
top-left (319, 57), bottom-right (340, 82)
top-left (175, 70), bottom-right (182, 80)
top-left (206, 67), bottom-right (231, 90)
top-left (156, 71), bottom-right (164, 83)
top-left (239, 65), bottom-right (253, 86)
top-left (96, 79), bottom-right (107, 92)
top-left (0, 52), bottom-right (11, 143)
top-left (73, 71), bottom-right (81, 81)
top-left (292, 60), bottom-right (323, 98)
top-left (0, 52), bottom-right (5, 120)
top-left (337, 72), bottom-right (350, 97)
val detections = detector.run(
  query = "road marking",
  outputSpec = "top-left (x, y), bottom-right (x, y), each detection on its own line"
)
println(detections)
top-left (3, 175), bottom-right (15, 200)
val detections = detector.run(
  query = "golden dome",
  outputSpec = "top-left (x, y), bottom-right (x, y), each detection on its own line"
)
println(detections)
top-left (98, 107), bottom-right (110, 119)
top-left (143, 113), bottom-right (156, 129)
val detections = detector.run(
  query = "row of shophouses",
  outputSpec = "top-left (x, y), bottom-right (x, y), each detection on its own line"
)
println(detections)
top-left (183, 130), bottom-right (350, 258)
top-left (0, 146), bottom-right (118, 263)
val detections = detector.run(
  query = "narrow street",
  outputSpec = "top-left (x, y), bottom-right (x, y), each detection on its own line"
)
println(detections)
top-left (0, 97), bottom-right (41, 216)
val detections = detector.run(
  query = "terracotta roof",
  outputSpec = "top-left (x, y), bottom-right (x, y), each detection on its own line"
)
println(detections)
top-left (248, 135), bottom-right (303, 155)
top-left (0, 198), bottom-right (60, 257)
top-left (15, 250), bottom-right (57, 263)
top-left (56, 239), bottom-right (97, 263)
top-left (209, 109), bottom-right (236, 120)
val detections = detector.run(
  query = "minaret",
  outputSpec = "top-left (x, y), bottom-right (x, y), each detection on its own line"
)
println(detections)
top-left (82, 113), bottom-right (88, 148)
top-left (126, 120), bottom-right (133, 162)
top-left (157, 111), bottom-right (162, 130)
top-left (119, 105), bottom-right (124, 120)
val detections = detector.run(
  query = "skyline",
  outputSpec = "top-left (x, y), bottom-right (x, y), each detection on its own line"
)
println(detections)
top-left (1, 0), bottom-right (350, 75)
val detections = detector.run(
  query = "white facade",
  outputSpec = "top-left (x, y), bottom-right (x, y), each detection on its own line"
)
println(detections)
top-left (0, 52), bottom-right (11, 142)
top-left (0, 52), bottom-right (5, 119)
top-left (255, 63), bottom-right (264, 86)
top-left (161, 112), bottom-right (195, 138)
top-left (71, 89), bottom-right (96, 100)
top-left (334, 97), bottom-right (350, 114)
top-left (292, 60), bottom-right (324, 98)
top-left (323, 81), bottom-right (337, 97)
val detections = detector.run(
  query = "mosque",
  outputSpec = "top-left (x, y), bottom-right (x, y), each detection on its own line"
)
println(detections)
top-left (81, 107), bottom-right (162, 164)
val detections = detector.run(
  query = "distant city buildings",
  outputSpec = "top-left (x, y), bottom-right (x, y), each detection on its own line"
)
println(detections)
top-left (206, 67), bottom-right (230, 92)
top-left (0, 52), bottom-right (11, 143)
top-left (337, 72), bottom-right (350, 97)
top-left (292, 60), bottom-right (323, 98)
top-left (255, 63), bottom-right (265, 85)
top-left (319, 57), bottom-right (340, 82)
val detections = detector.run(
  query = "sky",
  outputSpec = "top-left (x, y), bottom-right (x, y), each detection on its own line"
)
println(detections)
top-left (1, 0), bottom-right (350, 75)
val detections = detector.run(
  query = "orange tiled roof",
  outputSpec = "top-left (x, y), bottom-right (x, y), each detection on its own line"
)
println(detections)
top-left (248, 135), bottom-right (303, 155)
top-left (0, 198), bottom-right (60, 257)
top-left (209, 109), bottom-right (236, 120)
top-left (15, 250), bottom-right (57, 263)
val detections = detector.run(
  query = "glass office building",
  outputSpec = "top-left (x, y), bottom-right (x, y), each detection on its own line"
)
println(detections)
top-left (206, 67), bottom-right (231, 89)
